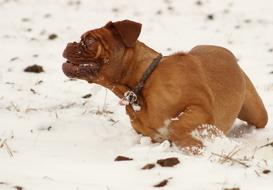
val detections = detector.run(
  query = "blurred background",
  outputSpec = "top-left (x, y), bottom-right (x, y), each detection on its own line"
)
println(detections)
top-left (1, 0), bottom-right (273, 81)
top-left (0, 1), bottom-right (273, 190)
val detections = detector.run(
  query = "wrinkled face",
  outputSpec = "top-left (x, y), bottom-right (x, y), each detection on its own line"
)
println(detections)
top-left (62, 29), bottom-right (110, 82)
top-left (62, 20), bottom-right (142, 83)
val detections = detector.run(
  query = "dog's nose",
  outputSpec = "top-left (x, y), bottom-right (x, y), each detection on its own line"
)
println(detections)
top-left (67, 42), bottom-right (78, 47)
top-left (63, 42), bottom-right (80, 58)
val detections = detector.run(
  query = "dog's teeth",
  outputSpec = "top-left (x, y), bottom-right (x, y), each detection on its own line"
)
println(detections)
top-left (82, 64), bottom-right (89, 67)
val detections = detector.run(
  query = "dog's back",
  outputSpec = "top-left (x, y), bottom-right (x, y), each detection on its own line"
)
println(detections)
top-left (189, 45), bottom-right (267, 131)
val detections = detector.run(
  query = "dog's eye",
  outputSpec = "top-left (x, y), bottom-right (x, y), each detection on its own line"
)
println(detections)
top-left (80, 38), bottom-right (96, 47)
top-left (85, 38), bottom-right (96, 46)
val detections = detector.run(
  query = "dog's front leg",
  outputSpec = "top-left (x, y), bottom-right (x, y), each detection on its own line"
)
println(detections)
top-left (167, 105), bottom-right (214, 149)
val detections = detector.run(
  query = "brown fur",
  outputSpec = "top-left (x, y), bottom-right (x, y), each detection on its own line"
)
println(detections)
top-left (62, 20), bottom-right (268, 149)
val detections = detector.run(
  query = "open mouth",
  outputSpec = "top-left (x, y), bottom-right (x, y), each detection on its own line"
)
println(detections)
top-left (62, 60), bottom-right (100, 78)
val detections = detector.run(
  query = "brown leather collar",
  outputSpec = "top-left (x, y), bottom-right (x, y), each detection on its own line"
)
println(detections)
top-left (122, 53), bottom-right (163, 105)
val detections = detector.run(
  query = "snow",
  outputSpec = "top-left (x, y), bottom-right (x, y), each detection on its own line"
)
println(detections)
top-left (0, 0), bottom-right (273, 189)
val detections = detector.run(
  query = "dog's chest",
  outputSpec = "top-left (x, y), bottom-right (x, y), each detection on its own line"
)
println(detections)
top-left (125, 104), bottom-right (178, 139)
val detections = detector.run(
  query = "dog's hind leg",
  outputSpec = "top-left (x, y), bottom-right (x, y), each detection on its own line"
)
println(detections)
top-left (238, 72), bottom-right (268, 128)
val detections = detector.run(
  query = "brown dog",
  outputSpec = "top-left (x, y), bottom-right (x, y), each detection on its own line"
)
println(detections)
top-left (62, 20), bottom-right (268, 149)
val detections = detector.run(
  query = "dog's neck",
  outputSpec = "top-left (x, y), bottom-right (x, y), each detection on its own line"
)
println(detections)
top-left (112, 41), bottom-right (160, 99)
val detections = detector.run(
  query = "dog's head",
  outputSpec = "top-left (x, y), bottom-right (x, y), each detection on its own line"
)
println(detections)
top-left (62, 20), bottom-right (142, 83)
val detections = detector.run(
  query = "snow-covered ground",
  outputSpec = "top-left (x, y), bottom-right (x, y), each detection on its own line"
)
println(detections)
top-left (1, 0), bottom-right (273, 189)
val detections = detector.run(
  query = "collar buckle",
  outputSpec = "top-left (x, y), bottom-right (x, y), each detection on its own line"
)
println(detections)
top-left (124, 90), bottom-right (138, 105)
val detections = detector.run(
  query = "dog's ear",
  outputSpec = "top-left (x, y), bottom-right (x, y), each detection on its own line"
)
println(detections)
top-left (105, 20), bottom-right (142, 47)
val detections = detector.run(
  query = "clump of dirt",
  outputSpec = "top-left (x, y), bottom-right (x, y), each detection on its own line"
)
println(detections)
top-left (67, 0), bottom-right (81, 7)
top-left (10, 57), bottom-right (19, 62)
top-left (21, 18), bottom-right (30, 22)
top-left (24, 64), bottom-right (44, 73)
top-left (156, 10), bottom-right (162, 15)
top-left (44, 13), bottom-right (51, 18)
top-left (235, 25), bottom-right (241, 29)
top-left (156, 157), bottom-right (180, 167)
top-left (112, 8), bottom-right (119, 13)
top-left (153, 179), bottom-right (169, 187)
top-left (207, 14), bottom-right (214, 20)
top-left (263, 169), bottom-right (271, 174)
top-left (244, 19), bottom-right (252, 24)
top-left (13, 186), bottom-right (23, 190)
top-left (142, 163), bottom-right (155, 170)
top-left (114, 156), bottom-right (133, 161)
top-left (167, 6), bottom-right (174, 11)
top-left (48, 33), bottom-right (58, 40)
top-left (196, 0), bottom-right (203, 6)
top-left (82, 94), bottom-right (92, 99)
top-left (224, 188), bottom-right (240, 190)
top-left (30, 88), bottom-right (37, 94)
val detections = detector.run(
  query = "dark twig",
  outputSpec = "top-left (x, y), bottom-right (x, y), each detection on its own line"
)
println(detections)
top-left (211, 152), bottom-right (250, 168)
top-left (258, 141), bottom-right (273, 149)
top-left (0, 139), bottom-right (14, 157)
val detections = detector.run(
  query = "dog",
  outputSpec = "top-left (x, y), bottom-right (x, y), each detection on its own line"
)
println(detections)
top-left (62, 19), bottom-right (268, 149)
